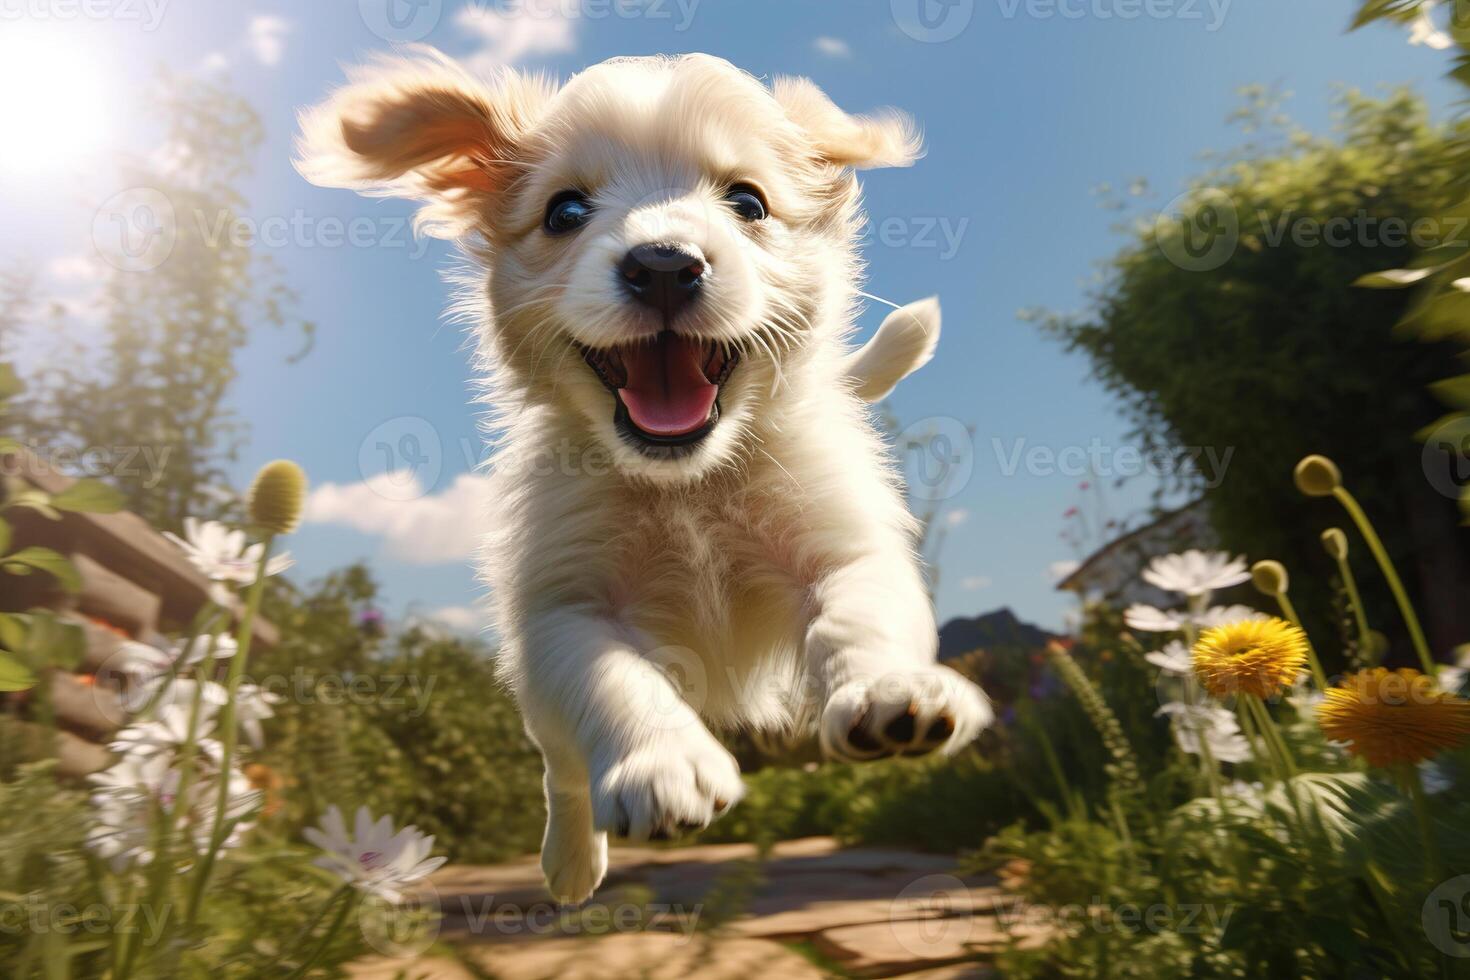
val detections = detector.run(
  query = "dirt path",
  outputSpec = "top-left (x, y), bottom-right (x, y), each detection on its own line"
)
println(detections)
top-left (349, 837), bottom-right (1048, 979)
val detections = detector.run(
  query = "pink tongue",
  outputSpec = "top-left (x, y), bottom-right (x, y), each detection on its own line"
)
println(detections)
top-left (618, 333), bottom-right (718, 437)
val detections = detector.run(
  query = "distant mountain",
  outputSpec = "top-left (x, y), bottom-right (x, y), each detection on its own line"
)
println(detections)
top-left (937, 608), bottom-right (1059, 661)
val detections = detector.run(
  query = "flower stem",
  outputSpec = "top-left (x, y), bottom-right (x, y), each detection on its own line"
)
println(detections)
top-left (268, 883), bottom-right (353, 975)
top-left (1333, 555), bottom-right (1375, 665)
top-left (1235, 699), bottom-right (1273, 786)
top-left (134, 605), bottom-right (224, 720)
top-left (1273, 592), bottom-right (1327, 691)
top-left (284, 887), bottom-right (357, 980)
top-left (110, 875), bottom-right (138, 979)
top-left (183, 535), bottom-right (274, 928)
top-left (1402, 764), bottom-right (1444, 889)
top-left (1245, 695), bottom-right (1296, 780)
top-left (124, 662), bottom-right (212, 976)
top-left (1332, 487), bottom-right (1435, 676)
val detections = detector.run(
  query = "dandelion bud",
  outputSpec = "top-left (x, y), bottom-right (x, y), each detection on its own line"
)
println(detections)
top-left (1320, 528), bottom-right (1349, 561)
top-left (248, 460), bottom-right (307, 535)
top-left (1250, 560), bottom-right (1289, 596)
top-left (1293, 455), bottom-right (1341, 497)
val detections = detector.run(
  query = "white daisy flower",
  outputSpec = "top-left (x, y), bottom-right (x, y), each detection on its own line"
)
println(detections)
top-left (1286, 673), bottom-right (1325, 715)
top-left (1141, 550), bottom-right (1250, 598)
top-left (1157, 701), bottom-right (1251, 764)
top-left (1123, 604), bottom-right (1190, 633)
top-left (1421, 760), bottom-right (1455, 795)
top-left (86, 754), bottom-right (258, 870)
top-left (1439, 646), bottom-right (1470, 694)
top-left (110, 701), bottom-right (221, 759)
top-left (163, 517), bottom-right (294, 586)
top-left (175, 633), bottom-right (240, 666)
top-left (122, 676), bottom-right (229, 716)
top-left (1192, 604), bottom-right (1268, 630)
top-left (234, 683), bottom-right (283, 749)
top-left (112, 641), bottom-right (174, 683)
top-left (1145, 640), bottom-right (1192, 675)
top-left (304, 806), bottom-right (447, 904)
top-left (88, 750), bottom-right (172, 810)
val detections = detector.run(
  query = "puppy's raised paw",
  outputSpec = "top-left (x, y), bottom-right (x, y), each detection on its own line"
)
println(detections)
top-left (591, 728), bottom-right (744, 842)
top-left (821, 665), bottom-right (992, 761)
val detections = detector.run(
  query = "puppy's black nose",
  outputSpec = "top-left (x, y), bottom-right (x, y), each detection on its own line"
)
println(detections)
top-left (619, 243), bottom-right (705, 317)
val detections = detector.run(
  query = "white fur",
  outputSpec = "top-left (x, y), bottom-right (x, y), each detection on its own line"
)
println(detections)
top-left (296, 50), bottom-right (991, 905)
top-left (844, 297), bottom-right (943, 403)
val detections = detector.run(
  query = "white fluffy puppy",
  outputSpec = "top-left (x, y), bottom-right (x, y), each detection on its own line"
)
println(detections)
top-left (297, 50), bottom-right (991, 904)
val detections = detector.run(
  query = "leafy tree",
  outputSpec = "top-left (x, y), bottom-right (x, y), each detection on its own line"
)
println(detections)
top-left (13, 74), bottom-right (311, 532)
top-left (1033, 89), bottom-right (1470, 661)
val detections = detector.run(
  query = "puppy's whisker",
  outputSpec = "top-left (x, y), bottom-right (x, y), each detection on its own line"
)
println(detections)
top-left (852, 288), bottom-right (904, 312)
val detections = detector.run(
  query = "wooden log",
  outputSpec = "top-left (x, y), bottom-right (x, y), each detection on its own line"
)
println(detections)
top-left (72, 553), bottom-right (162, 636)
top-left (46, 671), bottom-right (127, 737)
top-left (63, 613), bottom-right (130, 673)
top-left (2, 447), bottom-right (278, 646)
top-left (53, 728), bottom-right (113, 778)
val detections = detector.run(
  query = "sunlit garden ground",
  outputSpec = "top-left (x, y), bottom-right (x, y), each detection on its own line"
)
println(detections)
top-left (6, 2), bottom-right (1470, 978)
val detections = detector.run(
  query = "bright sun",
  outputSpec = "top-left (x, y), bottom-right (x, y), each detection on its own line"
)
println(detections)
top-left (0, 30), bottom-right (110, 176)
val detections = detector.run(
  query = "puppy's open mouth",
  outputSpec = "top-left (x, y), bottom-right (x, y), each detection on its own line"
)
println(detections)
top-left (581, 332), bottom-right (738, 454)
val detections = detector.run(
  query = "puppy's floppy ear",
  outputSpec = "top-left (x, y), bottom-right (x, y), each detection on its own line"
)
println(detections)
top-left (295, 48), bottom-right (556, 238)
top-left (772, 76), bottom-right (922, 169)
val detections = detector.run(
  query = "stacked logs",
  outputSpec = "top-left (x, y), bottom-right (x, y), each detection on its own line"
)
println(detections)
top-left (2, 450), bottom-right (274, 777)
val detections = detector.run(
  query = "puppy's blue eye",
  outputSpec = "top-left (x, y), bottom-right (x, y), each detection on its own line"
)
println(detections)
top-left (724, 184), bottom-right (767, 221)
top-left (544, 191), bottom-right (594, 234)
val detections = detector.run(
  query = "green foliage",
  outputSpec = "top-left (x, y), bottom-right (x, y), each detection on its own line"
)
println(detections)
top-left (700, 748), bottom-right (1034, 855)
top-left (1033, 89), bottom-right (1470, 658)
top-left (253, 566), bottom-right (546, 863)
top-left (0, 762), bottom-right (366, 979)
top-left (3, 75), bottom-right (311, 533)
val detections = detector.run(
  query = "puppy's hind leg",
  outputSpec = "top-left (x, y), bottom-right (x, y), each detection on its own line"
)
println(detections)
top-left (538, 747), bottom-right (608, 906)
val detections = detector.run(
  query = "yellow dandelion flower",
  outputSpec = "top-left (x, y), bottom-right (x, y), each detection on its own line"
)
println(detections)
top-left (1191, 617), bottom-right (1309, 699)
top-left (1317, 668), bottom-right (1470, 768)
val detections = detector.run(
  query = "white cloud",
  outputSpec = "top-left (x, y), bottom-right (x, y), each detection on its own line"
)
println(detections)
top-left (247, 15), bottom-right (290, 67)
top-left (304, 471), bottom-right (493, 565)
top-left (200, 51), bottom-right (230, 74)
top-left (961, 576), bottom-right (992, 591)
top-left (944, 508), bottom-right (970, 528)
top-left (456, 2), bottom-right (576, 74)
top-left (813, 36), bottom-right (852, 58)
top-left (1048, 559), bottom-right (1081, 582)
top-left (426, 605), bottom-right (483, 632)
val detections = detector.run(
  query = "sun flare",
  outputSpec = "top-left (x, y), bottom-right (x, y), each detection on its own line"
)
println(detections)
top-left (0, 30), bottom-right (111, 176)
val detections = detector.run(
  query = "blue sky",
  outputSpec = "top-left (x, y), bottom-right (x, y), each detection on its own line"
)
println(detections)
top-left (1, 0), bottom-right (1457, 633)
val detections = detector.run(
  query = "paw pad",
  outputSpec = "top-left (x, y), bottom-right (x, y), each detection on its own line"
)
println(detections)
top-left (835, 702), bottom-right (962, 760)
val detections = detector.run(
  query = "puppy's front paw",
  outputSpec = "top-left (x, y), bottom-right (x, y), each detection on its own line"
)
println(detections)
top-left (591, 728), bottom-right (744, 841)
top-left (821, 664), bottom-right (992, 761)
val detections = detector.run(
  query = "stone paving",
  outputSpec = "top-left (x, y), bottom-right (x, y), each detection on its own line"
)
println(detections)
top-left (349, 837), bottom-right (1050, 979)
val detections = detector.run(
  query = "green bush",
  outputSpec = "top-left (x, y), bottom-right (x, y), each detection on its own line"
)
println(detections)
top-left (254, 567), bottom-right (546, 864)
